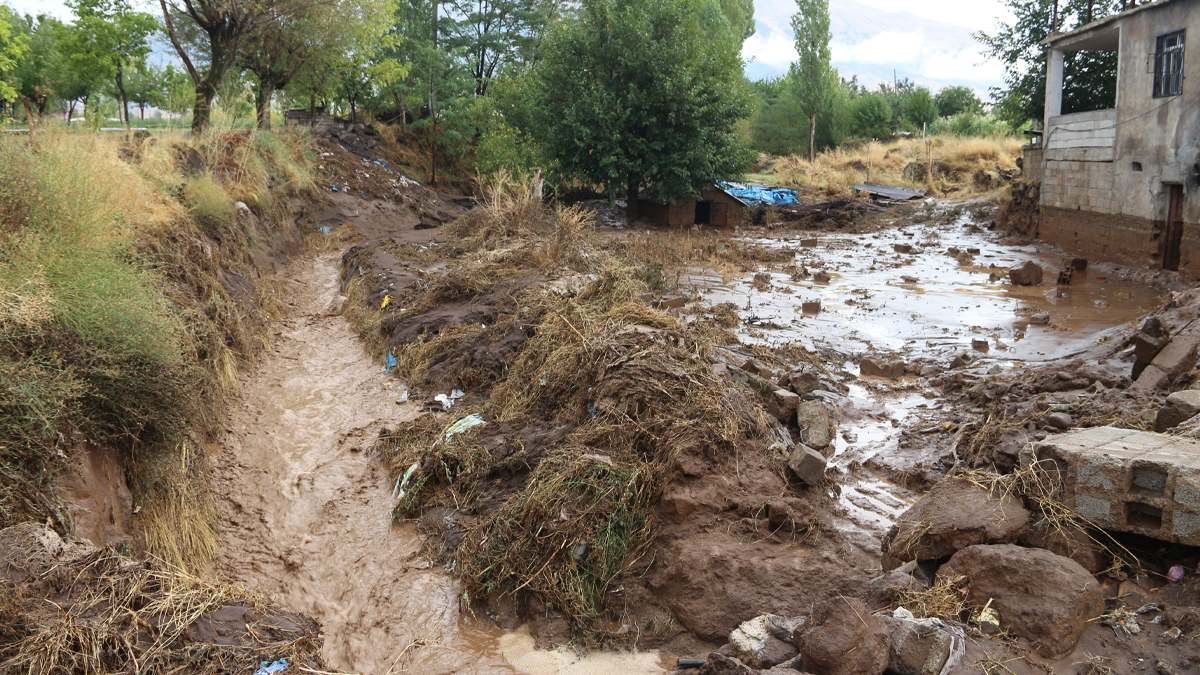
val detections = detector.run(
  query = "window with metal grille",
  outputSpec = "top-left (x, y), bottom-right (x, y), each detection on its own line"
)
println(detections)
top-left (1154, 30), bottom-right (1185, 98)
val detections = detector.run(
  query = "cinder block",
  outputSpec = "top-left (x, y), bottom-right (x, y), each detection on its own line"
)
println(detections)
top-left (1032, 428), bottom-right (1200, 545)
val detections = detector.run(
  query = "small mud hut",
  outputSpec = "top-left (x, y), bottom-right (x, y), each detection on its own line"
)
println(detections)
top-left (639, 184), bottom-right (749, 227)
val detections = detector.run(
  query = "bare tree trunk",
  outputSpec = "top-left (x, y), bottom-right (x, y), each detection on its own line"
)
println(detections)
top-left (116, 67), bottom-right (130, 132)
top-left (192, 74), bottom-right (219, 135)
top-left (626, 174), bottom-right (640, 222)
top-left (256, 82), bottom-right (275, 131)
top-left (809, 113), bottom-right (817, 163)
top-left (21, 97), bottom-right (39, 153)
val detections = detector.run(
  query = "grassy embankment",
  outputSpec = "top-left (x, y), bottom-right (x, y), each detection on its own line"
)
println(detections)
top-left (748, 135), bottom-right (1024, 199)
top-left (0, 128), bottom-right (316, 570)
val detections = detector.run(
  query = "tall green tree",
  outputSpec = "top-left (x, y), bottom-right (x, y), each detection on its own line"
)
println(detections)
top-left (13, 14), bottom-right (66, 117)
top-left (935, 85), bottom-right (982, 117)
top-left (523, 0), bottom-right (752, 221)
top-left (790, 0), bottom-right (837, 162)
top-left (718, 0), bottom-right (754, 42)
top-left (448, 0), bottom-right (561, 96)
top-left (904, 86), bottom-right (937, 131)
top-left (0, 5), bottom-right (29, 104)
top-left (976, 0), bottom-right (1121, 128)
top-left (64, 0), bottom-right (157, 128)
top-left (849, 92), bottom-right (890, 139)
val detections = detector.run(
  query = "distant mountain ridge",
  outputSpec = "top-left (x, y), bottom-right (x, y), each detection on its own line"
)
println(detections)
top-left (743, 0), bottom-right (1005, 95)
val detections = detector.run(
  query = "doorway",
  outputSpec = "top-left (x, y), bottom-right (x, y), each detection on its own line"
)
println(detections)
top-left (694, 201), bottom-right (712, 225)
top-left (1164, 183), bottom-right (1184, 271)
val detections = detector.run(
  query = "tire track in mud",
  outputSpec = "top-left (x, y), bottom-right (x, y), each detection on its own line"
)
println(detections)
top-left (210, 253), bottom-right (507, 675)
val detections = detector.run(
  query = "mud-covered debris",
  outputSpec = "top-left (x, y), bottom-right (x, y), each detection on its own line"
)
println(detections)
top-left (1029, 312), bottom-right (1050, 325)
top-left (1133, 317), bottom-right (1170, 378)
top-left (949, 351), bottom-right (976, 369)
top-left (937, 543), bottom-right (1104, 658)
top-left (814, 271), bottom-right (832, 283)
top-left (881, 477), bottom-right (1030, 569)
top-left (795, 597), bottom-right (890, 675)
top-left (729, 614), bottom-right (800, 669)
top-left (862, 560), bottom-right (932, 611)
top-left (878, 614), bottom-right (962, 675)
top-left (782, 367), bottom-right (821, 396)
top-left (1008, 261), bottom-right (1043, 286)
top-left (894, 244), bottom-right (914, 254)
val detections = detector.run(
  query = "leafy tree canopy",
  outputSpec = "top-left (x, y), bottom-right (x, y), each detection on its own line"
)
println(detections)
top-left (522, 0), bottom-right (753, 219)
top-left (934, 85), bottom-right (982, 117)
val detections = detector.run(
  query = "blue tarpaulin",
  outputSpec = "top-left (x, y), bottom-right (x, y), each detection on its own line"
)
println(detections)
top-left (717, 181), bottom-right (799, 206)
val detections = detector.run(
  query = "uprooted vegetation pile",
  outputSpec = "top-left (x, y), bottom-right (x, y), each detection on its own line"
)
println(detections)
top-left (354, 179), bottom-right (853, 644)
top-left (0, 521), bottom-right (328, 674)
top-left (0, 130), bottom-right (317, 569)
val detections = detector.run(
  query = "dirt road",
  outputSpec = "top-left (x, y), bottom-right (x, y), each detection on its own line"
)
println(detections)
top-left (210, 252), bottom-right (663, 675)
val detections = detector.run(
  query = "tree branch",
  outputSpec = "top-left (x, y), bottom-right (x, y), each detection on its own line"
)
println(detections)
top-left (159, 0), bottom-right (200, 84)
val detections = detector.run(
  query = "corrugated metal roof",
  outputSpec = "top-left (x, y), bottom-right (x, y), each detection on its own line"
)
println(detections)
top-left (851, 183), bottom-right (929, 200)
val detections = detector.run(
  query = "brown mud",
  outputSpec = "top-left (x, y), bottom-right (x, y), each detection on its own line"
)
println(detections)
top-left (209, 251), bottom-right (662, 674)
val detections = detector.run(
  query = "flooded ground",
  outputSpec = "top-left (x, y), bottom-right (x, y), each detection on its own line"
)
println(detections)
top-left (672, 205), bottom-right (1166, 555)
top-left (210, 253), bottom-right (664, 675)
top-left (210, 203), bottom-right (1167, 674)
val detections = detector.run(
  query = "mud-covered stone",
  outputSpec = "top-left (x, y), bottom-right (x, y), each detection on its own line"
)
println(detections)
top-left (796, 400), bottom-right (835, 450)
top-left (1008, 261), bottom-right (1043, 286)
top-left (1046, 412), bottom-right (1074, 430)
top-left (730, 615), bottom-right (800, 669)
top-left (1133, 364), bottom-right (1172, 392)
top-left (881, 477), bottom-right (1030, 568)
top-left (795, 597), bottom-right (890, 675)
top-left (698, 651), bottom-right (807, 675)
top-left (937, 544), bottom-right (1104, 658)
top-left (785, 369), bottom-right (821, 396)
top-left (1156, 390), bottom-right (1200, 432)
top-left (878, 616), bottom-right (955, 675)
top-left (950, 351), bottom-right (976, 369)
top-left (768, 389), bottom-right (801, 423)
top-left (788, 444), bottom-right (827, 485)
top-left (860, 357), bottom-right (904, 379)
top-left (1019, 518), bottom-right (1108, 574)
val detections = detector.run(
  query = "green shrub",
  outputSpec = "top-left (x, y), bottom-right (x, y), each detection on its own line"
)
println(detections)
top-left (183, 175), bottom-right (236, 238)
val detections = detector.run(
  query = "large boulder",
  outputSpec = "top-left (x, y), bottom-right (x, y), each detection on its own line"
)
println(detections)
top-left (937, 544), bottom-right (1104, 657)
top-left (729, 615), bottom-right (801, 669)
top-left (794, 598), bottom-right (890, 675)
top-left (881, 478), bottom-right (1030, 569)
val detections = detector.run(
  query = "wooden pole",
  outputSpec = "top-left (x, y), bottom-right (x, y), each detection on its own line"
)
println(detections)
top-left (21, 97), bottom-right (39, 153)
top-left (925, 138), bottom-right (933, 192)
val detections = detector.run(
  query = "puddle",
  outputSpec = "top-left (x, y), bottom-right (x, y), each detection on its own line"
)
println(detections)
top-left (678, 208), bottom-right (1165, 552)
top-left (682, 215), bottom-right (1161, 363)
top-left (211, 253), bottom-right (664, 675)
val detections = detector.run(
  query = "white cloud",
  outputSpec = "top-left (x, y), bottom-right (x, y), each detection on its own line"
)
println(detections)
top-left (832, 30), bottom-right (925, 65)
top-left (920, 46), bottom-right (1007, 83)
top-left (743, 30), bottom-right (798, 69)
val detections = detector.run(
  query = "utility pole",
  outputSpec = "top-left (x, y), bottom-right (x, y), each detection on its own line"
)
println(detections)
top-left (1051, 0), bottom-right (1059, 32)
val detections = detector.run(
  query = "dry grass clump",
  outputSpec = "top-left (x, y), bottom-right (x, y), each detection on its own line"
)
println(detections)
top-left (0, 129), bottom-right (316, 568)
top-left (893, 576), bottom-right (969, 622)
top-left (762, 135), bottom-right (1022, 199)
top-left (0, 522), bottom-right (324, 675)
top-left (371, 179), bottom-right (765, 644)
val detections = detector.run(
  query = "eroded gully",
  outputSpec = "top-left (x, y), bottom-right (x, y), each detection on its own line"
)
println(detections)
top-left (210, 252), bottom-right (663, 675)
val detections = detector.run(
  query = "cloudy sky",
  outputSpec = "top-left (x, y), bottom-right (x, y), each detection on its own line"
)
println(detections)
top-left (744, 0), bottom-right (1015, 96)
top-left (4, 0), bottom-right (1015, 95)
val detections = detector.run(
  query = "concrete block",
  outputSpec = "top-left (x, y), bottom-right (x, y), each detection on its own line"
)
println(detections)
top-left (1032, 428), bottom-right (1200, 545)
top-left (1133, 365), bottom-right (1171, 392)
top-left (1150, 336), bottom-right (1199, 378)
top-left (1156, 391), bottom-right (1200, 432)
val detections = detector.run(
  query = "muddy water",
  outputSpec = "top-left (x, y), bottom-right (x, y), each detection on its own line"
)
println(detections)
top-left (211, 253), bottom-right (664, 674)
top-left (680, 208), bottom-right (1166, 553)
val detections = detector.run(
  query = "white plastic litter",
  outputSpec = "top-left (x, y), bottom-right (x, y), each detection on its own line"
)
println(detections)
top-left (391, 462), bottom-right (419, 501)
top-left (445, 413), bottom-right (486, 439)
top-left (396, 390), bottom-right (410, 404)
